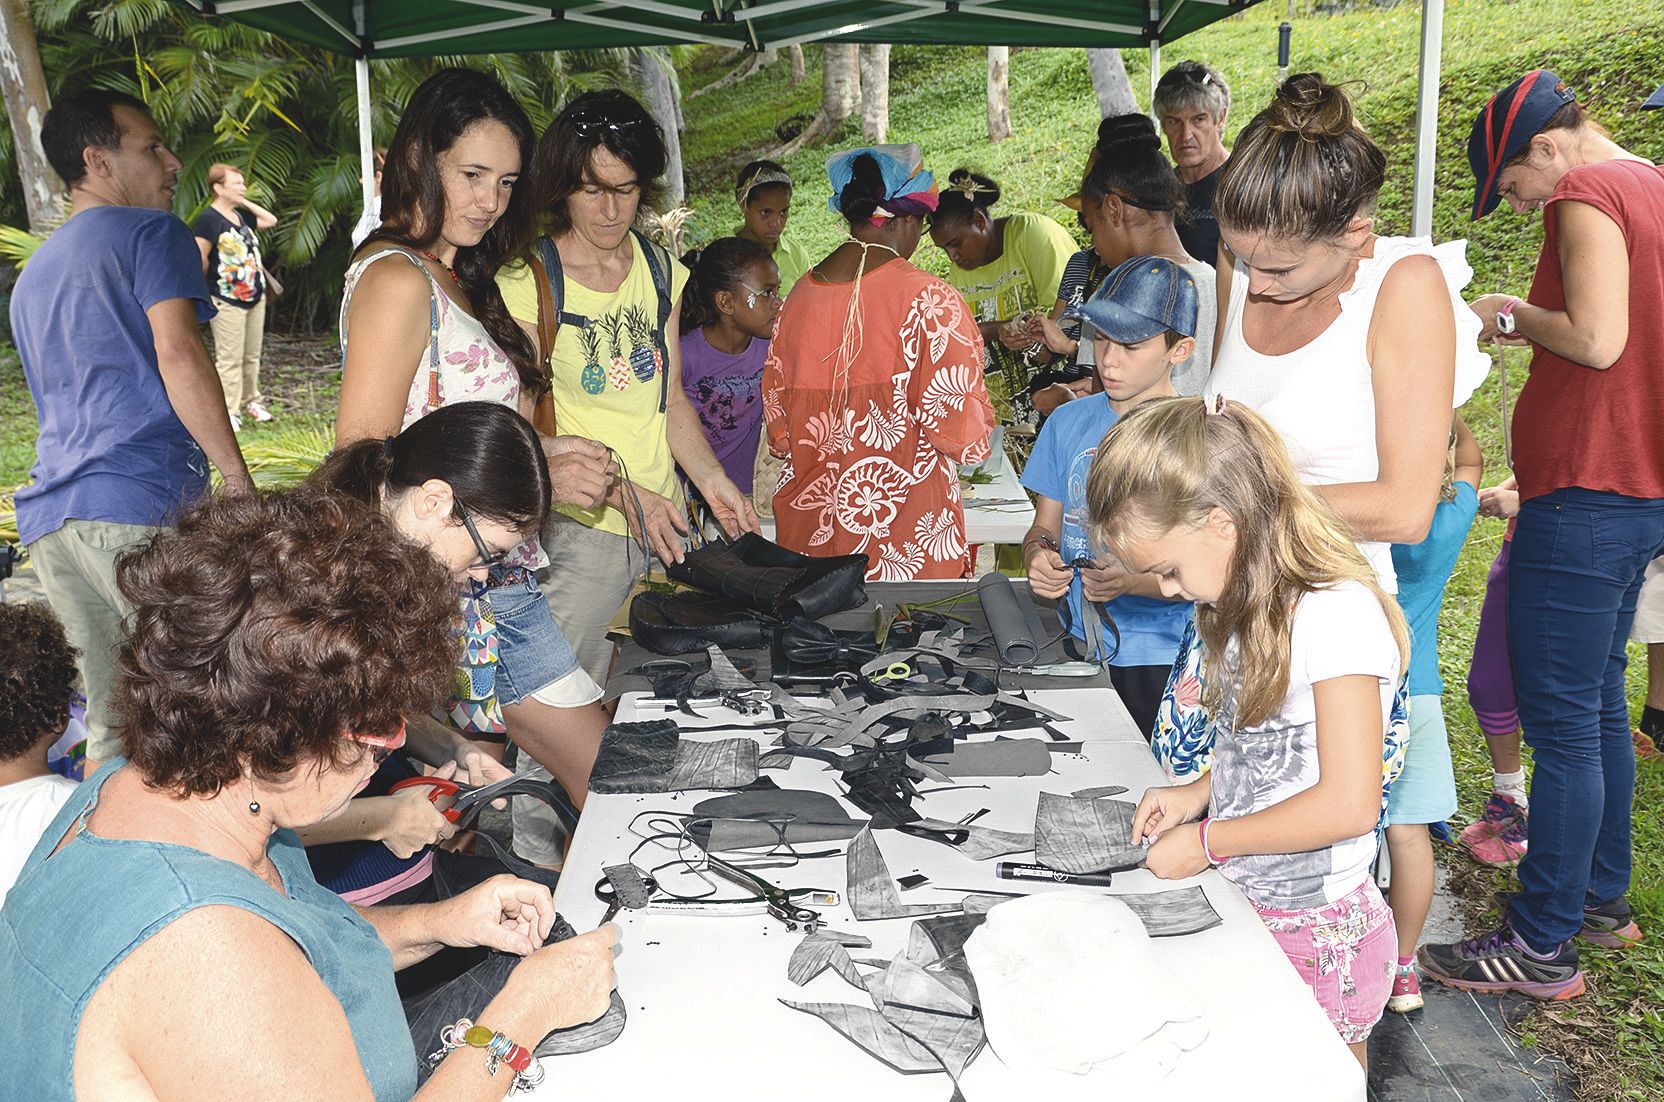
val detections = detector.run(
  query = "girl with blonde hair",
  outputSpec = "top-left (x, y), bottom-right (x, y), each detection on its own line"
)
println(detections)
top-left (1094, 396), bottom-right (1407, 1067)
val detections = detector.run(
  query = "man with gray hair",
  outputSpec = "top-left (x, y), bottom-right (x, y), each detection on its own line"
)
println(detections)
top-left (1153, 60), bottom-right (1231, 267)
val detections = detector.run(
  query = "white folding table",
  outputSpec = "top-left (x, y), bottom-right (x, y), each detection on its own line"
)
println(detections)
top-left (532, 686), bottom-right (1365, 1101)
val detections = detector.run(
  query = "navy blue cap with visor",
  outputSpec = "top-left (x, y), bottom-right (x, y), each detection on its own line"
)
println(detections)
top-left (1065, 255), bottom-right (1199, 345)
top-left (1645, 83), bottom-right (1664, 111)
top-left (1467, 69), bottom-right (1578, 220)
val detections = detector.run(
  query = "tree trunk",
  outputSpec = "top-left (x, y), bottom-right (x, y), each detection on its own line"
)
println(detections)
top-left (777, 44), bottom-right (859, 156)
top-left (986, 46), bottom-right (1012, 143)
top-left (859, 44), bottom-right (890, 145)
top-left (0, 0), bottom-right (60, 232)
top-left (632, 47), bottom-right (685, 209)
top-left (788, 45), bottom-right (806, 85)
top-left (1086, 48), bottom-right (1138, 118)
top-left (687, 47), bottom-right (780, 101)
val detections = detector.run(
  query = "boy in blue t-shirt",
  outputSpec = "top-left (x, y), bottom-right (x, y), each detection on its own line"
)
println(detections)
top-left (1020, 256), bottom-right (1198, 738)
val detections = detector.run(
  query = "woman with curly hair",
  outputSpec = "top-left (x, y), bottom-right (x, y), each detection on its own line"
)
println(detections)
top-left (0, 602), bottom-right (81, 907)
top-left (0, 490), bottom-right (616, 1101)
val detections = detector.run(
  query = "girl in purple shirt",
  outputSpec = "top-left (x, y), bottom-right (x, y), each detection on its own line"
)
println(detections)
top-left (677, 237), bottom-right (782, 494)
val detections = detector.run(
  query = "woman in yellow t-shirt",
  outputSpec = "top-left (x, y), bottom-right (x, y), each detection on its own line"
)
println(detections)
top-left (928, 169), bottom-right (1077, 425)
top-left (498, 90), bottom-right (758, 691)
top-left (734, 159), bottom-right (812, 296)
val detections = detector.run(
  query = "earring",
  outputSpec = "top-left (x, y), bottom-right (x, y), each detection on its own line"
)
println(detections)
top-left (248, 801), bottom-right (261, 815)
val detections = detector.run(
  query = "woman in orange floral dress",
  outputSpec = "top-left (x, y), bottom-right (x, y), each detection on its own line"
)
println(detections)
top-left (763, 145), bottom-right (995, 581)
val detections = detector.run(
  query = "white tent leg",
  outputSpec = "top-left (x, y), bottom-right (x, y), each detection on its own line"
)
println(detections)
top-left (1148, 37), bottom-right (1161, 120)
top-left (356, 55), bottom-right (375, 216)
top-left (1410, 0), bottom-right (1444, 239)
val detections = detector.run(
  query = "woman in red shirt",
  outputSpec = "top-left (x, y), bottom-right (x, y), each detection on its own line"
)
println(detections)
top-left (1420, 71), bottom-right (1664, 1001)
top-left (763, 147), bottom-right (995, 580)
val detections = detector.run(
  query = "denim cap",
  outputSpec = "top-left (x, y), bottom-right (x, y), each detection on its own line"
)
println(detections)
top-left (1066, 255), bottom-right (1199, 344)
top-left (1467, 69), bottom-right (1577, 220)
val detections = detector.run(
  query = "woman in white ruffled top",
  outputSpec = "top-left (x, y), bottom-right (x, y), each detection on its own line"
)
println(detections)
top-left (1204, 73), bottom-right (1490, 594)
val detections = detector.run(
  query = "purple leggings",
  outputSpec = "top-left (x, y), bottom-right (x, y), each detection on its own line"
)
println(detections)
top-left (1467, 537), bottom-right (1521, 736)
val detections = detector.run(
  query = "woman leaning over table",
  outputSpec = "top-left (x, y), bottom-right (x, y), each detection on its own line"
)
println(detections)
top-left (0, 490), bottom-right (615, 1102)
top-left (1418, 70), bottom-right (1664, 1002)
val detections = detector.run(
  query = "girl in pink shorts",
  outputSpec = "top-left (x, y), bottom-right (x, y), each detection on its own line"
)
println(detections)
top-left (1087, 398), bottom-right (1406, 1067)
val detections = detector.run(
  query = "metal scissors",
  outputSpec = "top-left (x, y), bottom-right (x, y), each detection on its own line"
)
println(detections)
top-left (704, 855), bottom-right (826, 934)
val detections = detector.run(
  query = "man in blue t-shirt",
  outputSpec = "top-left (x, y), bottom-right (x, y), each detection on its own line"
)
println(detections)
top-left (11, 89), bottom-right (250, 771)
top-left (1020, 256), bottom-right (1198, 739)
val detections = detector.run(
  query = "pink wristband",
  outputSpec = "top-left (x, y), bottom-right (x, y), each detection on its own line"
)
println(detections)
top-left (1199, 817), bottom-right (1225, 865)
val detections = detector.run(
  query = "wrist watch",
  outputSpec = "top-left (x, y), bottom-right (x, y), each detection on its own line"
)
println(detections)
top-left (1495, 297), bottom-right (1520, 336)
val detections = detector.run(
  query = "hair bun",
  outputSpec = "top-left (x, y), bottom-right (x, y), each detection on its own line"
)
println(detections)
top-left (1264, 73), bottom-right (1357, 141)
top-left (946, 168), bottom-right (1001, 208)
top-left (1095, 113), bottom-right (1160, 152)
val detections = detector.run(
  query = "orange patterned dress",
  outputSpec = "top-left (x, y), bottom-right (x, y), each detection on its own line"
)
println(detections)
top-left (762, 258), bottom-right (995, 580)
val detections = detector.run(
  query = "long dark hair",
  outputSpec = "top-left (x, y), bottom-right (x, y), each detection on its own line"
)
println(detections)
top-left (680, 237), bottom-right (773, 330)
top-left (363, 68), bottom-right (543, 396)
top-left (310, 402), bottom-right (551, 536)
top-left (1081, 114), bottom-right (1186, 218)
top-left (529, 89), bottom-right (666, 240)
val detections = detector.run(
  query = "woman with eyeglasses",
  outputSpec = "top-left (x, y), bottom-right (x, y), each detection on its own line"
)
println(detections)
top-left (335, 69), bottom-right (617, 866)
top-left (0, 489), bottom-right (618, 1102)
top-left (676, 237), bottom-right (781, 498)
top-left (496, 90), bottom-right (758, 716)
top-left (297, 403), bottom-right (570, 908)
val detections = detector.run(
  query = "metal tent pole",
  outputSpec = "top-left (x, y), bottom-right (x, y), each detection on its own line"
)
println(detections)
top-left (1410, 0), bottom-right (1444, 238)
top-left (356, 56), bottom-right (375, 216)
top-left (1148, 37), bottom-right (1161, 120)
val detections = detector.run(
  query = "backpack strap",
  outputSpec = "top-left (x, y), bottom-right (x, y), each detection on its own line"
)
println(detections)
top-left (534, 235), bottom-right (592, 330)
top-left (631, 227), bottom-right (676, 413)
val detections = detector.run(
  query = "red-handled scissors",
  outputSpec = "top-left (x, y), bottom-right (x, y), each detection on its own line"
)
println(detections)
top-left (388, 775), bottom-right (463, 822)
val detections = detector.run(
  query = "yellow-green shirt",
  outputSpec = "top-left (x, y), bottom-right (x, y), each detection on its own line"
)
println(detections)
top-left (736, 225), bottom-right (814, 296)
top-left (945, 211), bottom-right (1076, 323)
top-left (498, 235), bottom-right (690, 537)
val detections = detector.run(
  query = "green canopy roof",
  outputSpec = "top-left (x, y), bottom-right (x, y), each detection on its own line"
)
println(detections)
top-left (181, 0), bottom-right (1262, 57)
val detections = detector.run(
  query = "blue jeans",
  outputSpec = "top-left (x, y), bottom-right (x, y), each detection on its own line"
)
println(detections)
top-left (1507, 488), bottom-right (1664, 951)
top-left (484, 574), bottom-right (582, 706)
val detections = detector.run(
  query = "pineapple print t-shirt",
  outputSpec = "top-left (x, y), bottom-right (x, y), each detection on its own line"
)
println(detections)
top-left (498, 235), bottom-right (690, 538)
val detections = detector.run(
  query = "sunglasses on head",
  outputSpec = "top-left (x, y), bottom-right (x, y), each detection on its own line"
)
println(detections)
top-left (566, 109), bottom-right (651, 139)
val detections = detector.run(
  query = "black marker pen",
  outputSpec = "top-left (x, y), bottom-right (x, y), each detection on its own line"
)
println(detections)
top-left (995, 861), bottom-right (1117, 887)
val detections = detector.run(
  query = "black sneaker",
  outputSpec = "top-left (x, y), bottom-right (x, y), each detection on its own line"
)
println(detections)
top-left (1494, 891), bottom-right (1644, 950)
top-left (1418, 925), bottom-right (1585, 1001)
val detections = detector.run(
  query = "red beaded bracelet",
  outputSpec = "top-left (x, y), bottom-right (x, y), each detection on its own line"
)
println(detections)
top-left (434, 1018), bottom-right (546, 1092)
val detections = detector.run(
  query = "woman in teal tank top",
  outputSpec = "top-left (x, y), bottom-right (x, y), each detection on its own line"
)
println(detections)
top-left (0, 490), bottom-right (617, 1101)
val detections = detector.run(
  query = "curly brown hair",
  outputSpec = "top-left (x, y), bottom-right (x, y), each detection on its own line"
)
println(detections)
top-left (111, 490), bottom-right (461, 797)
top-left (0, 603), bottom-right (81, 761)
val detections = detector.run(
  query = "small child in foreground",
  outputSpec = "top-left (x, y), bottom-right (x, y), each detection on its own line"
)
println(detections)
top-left (0, 603), bottom-right (81, 908)
top-left (1092, 397), bottom-right (1408, 1067)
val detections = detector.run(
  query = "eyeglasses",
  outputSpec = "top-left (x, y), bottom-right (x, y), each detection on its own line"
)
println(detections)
top-left (347, 720), bottom-right (408, 766)
top-left (739, 282), bottom-right (782, 308)
top-left (457, 501), bottom-right (509, 571)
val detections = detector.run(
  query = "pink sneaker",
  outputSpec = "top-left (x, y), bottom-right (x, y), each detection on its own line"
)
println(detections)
top-left (1468, 807), bottom-right (1529, 868)
top-left (1460, 793), bottom-right (1524, 860)
top-left (1387, 965), bottom-right (1423, 1013)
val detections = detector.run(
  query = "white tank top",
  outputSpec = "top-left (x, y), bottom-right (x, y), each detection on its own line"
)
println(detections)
top-left (1206, 236), bottom-right (1489, 593)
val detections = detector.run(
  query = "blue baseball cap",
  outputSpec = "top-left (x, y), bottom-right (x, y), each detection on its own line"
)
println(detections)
top-left (1645, 83), bottom-right (1664, 111)
top-left (1468, 69), bottom-right (1578, 220)
top-left (1066, 255), bottom-right (1199, 344)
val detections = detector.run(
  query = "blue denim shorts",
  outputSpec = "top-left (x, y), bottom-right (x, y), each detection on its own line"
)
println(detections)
top-left (484, 574), bottom-right (584, 707)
